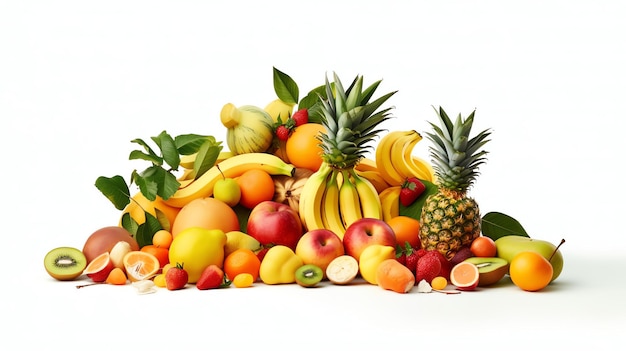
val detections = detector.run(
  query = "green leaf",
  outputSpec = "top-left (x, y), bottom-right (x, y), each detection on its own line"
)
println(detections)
top-left (175, 134), bottom-right (217, 155)
top-left (130, 138), bottom-right (160, 162)
top-left (160, 171), bottom-right (181, 200)
top-left (135, 212), bottom-right (163, 248)
top-left (194, 140), bottom-right (222, 179)
top-left (273, 67), bottom-right (299, 104)
top-left (95, 175), bottom-right (131, 210)
top-left (481, 212), bottom-right (530, 241)
top-left (152, 131), bottom-right (180, 169)
top-left (398, 179), bottom-right (439, 219)
top-left (120, 212), bottom-right (139, 238)
top-left (154, 208), bottom-right (171, 232)
top-left (134, 172), bottom-right (159, 201)
top-left (128, 149), bottom-right (163, 165)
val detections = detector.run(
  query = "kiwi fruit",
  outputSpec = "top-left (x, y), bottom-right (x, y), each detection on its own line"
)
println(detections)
top-left (295, 264), bottom-right (323, 287)
top-left (44, 247), bottom-right (87, 281)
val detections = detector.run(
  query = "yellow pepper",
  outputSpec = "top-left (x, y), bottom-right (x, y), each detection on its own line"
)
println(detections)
top-left (259, 245), bottom-right (303, 285)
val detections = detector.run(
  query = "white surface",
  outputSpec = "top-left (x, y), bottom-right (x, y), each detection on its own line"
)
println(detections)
top-left (1, 1), bottom-right (625, 349)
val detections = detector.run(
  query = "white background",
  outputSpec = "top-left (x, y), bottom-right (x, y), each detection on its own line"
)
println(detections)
top-left (1, 0), bottom-right (625, 349)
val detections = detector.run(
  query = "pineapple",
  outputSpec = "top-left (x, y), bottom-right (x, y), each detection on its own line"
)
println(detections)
top-left (317, 73), bottom-right (396, 169)
top-left (419, 107), bottom-right (491, 260)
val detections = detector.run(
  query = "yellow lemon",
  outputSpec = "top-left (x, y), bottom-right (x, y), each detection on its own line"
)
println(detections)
top-left (358, 244), bottom-right (396, 285)
top-left (168, 227), bottom-right (227, 283)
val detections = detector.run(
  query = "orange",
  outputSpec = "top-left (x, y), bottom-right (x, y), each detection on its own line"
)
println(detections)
top-left (123, 251), bottom-right (160, 282)
top-left (386, 216), bottom-right (421, 248)
top-left (236, 169), bottom-right (275, 209)
top-left (152, 229), bottom-right (173, 249)
top-left (509, 251), bottom-right (553, 292)
top-left (171, 197), bottom-right (240, 237)
top-left (223, 248), bottom-right (261, 282)
top-left (376, 258), bottom-right (415, 293)
top-left (285, 123), bottom-right (325, 172)
top-left (140, 245), bottom-right (169, 268)
top-left (470, 236), bottom-right (497, 257)
top-left (450, 261), bottom-right (479, 290)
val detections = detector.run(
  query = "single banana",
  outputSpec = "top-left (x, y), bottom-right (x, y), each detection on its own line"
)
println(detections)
top-left (375, 130), bottom-right (406, 186)
top-left (390, 130), bottom-right (423, 180)
top-left (354, 169), bottom-right (390, 194)
top-left (351, 170), bottom-right (383, 220)
top-left (299, 163), bottom-right (332, 231)
top-left (163, 153), bottom-right (295, 208)
top-left (180, 151), bottom-right (235, 170)
top-left (320, 171), bottom-right (347, 239)
top-left (338, 170), bottom-right (362, 229)
top-left (354, 157), bottom-right (378, 173)
top-left (410, 155), bottom-right (435, 183)
top-left (379, 185), bottom-right (401, 222)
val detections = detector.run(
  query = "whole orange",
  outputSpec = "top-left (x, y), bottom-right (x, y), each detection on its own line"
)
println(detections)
top-left (509, 251), bottom-right (553, 292)
top-left (236, 169), bottom-right (275, 209)
top-left (386, 216), bottom-right (421, 248)
top-left (171, 197), bottom-right (240, 237)
top-left (285, 123), bottom-right (325, 172)
top-left (223, 248), bottom-right (261, 282)
top-left (470, 236), bottom-right (497, 257)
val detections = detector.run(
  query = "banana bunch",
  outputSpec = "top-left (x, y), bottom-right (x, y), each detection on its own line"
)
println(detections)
top-left (164, 152), bottom-right (295, 208)
top-left (299, 163), bottom-right (382, 240)
top-left (379, 185), bottom-right (401, 222)
top-left (375, 130), bottom-right (435, 186)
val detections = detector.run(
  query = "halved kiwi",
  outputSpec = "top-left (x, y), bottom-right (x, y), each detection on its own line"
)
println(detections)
top-left (295, 264), bottom-right (323, 287)
top-left (44, 247), bottom-right (87, 281)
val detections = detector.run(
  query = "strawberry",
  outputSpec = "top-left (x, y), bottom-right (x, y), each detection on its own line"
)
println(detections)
top-left (415, 254), bottom-right (441, 284)
top-left (424, 250), bottom-right (451, 281)
top-left (397, 242), bottom-right (419, 275)
top-left (399, 177), bottom-right (426, 207)
top-left (292, 109), bottom-right (309, 126)
top-left (405, 248), bottom-right (419, 276)
top-left (196, 264), bottom-right (230, 290)
top-left (165, 262), bottom-right (188, 291)
top-left (275, 125), bottom-right (291, 141)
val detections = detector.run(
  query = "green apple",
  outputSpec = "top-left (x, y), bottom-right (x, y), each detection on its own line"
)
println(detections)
top-left (213, 177), bottom-right (241, 207)
top-left (494, 235), bottom-right (564, 282)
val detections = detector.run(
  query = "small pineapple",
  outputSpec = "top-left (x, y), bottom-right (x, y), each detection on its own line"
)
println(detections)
top-left (419, 107), bottom-right (491, 260)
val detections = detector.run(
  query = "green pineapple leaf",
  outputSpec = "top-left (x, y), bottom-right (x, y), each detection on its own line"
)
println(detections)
top-left (481, 212), bottom-right (530, 240)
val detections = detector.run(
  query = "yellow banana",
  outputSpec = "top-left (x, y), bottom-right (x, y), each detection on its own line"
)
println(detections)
top-left (354, 169), bottom-right (390, 194)
top-left (379, 185), bottom-right (401, 222)
top-left (354, 157), bottom-right (378, 173)
top-left (164, 153), bottom-right (295, 208)
top-left (299, 163), bottom-right (332, 231)
top-left (375, 130), bottom-right (406, 186)
top-left (320, 171), bottom-right (347, 239)
top-left (410, 156), bottom-right (435, 183)
top-left (180, 151), bottom-right (235, 170)
top-left (338, 170), bottom-right (362, 229)
top-left (351, 170), bottom-right (382, 220)
top-left (391, 130), bottom-right (422, 180)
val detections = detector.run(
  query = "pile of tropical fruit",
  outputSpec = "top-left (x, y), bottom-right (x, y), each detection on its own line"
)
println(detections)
top-left (43, 68), bottom-right (565, 294)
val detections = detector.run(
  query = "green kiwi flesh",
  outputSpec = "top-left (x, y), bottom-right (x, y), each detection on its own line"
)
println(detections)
top-left (295, 264), bottom-right (323, 287)
top-left (44, 247), bottom-right (87, 281)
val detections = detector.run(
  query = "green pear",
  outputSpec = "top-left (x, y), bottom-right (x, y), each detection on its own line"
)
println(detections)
top-left (495, 235), bottom-right (564, 282)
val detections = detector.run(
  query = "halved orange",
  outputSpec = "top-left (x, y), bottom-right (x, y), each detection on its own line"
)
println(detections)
top-left (123, 251), bottom-right (160, 282)
top-left (450, 261), bottom-right (479, 291)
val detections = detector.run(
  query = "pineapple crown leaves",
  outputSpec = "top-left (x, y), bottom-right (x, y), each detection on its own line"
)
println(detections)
top-left (426, 106), bottom-right (491, 192)
top-left (317, 72), bottom-right (397, 168)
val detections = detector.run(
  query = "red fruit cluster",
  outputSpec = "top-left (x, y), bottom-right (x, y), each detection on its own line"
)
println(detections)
top-left (274, 109), bottom-right (309, 141)
top-left (397, 245), bottom-right (452, 284)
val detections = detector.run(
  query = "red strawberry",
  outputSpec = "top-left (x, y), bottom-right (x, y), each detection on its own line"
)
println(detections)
top-left (165, 262), bottom-right (188, 291)
top-left (415, 254), bottom-right (441, 284)
top-left (405, 249), bottom-right (419, 276)
top-left (275, 125), bottom-right (291, 141)
top-left (395, 246), bottom-right (407, 266)
top-left (292, 109), bottom-right (309, 126)
top-left (424, 250), bottom-right (451, 281)
top-left (399, 177), bottom-right (426, 207)
top-left (196, 265), bottom-right (230, 290)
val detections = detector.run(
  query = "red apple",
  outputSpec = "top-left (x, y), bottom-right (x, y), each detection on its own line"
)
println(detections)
top-left (247, 200), bottom-right (303, 250)
top-left (295, 229), bottom-right (345, 278)
top-left (343, 218), bottom-right (396, 261)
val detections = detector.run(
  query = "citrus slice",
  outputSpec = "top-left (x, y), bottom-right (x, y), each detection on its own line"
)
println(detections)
top-left (123, 251), bottom-right (160, 282)
top-left (450, 261), bottom-right (480, 291)
top-left (83, 252), bottom-right (115, 283)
